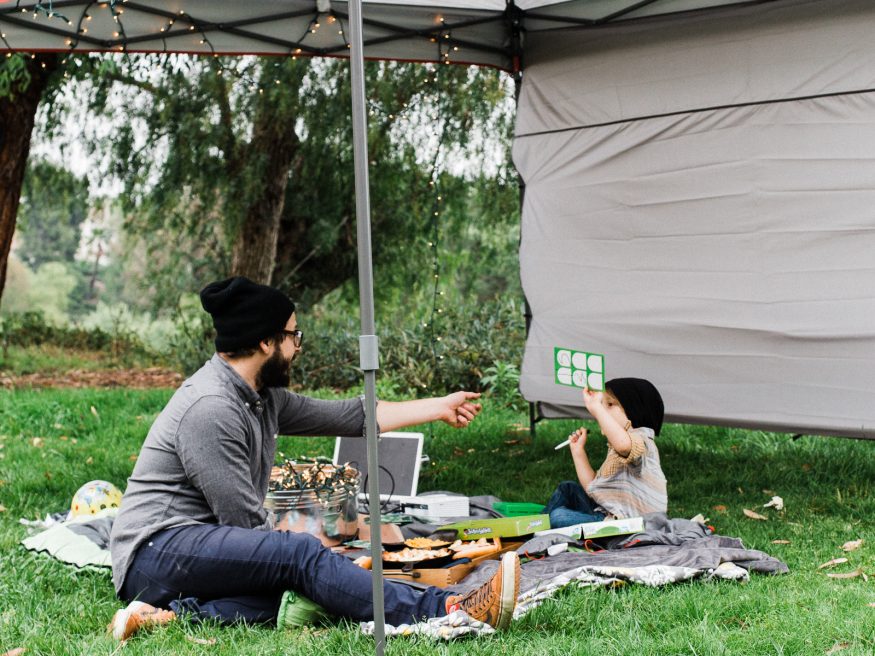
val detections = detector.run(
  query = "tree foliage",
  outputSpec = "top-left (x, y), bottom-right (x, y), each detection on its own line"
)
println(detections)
top-left (80, 54), bottom-right (517, 311)
top-left (17, 159), bottom-right (90, 269)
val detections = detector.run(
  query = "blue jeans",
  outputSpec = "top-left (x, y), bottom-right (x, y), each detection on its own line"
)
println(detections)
top-left (544, 481), bottom-right (606, 528)
top-left (120, 524), bottom-right (453, 627)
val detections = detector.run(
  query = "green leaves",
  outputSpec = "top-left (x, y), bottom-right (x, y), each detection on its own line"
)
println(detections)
top-left (0, 54), bottom-right (31, 99)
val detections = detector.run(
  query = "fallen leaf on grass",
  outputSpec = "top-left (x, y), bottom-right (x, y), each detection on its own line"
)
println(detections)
top-left (2, 648), bottom-right (26, 656)
top-left (826, 569), bottom-right (863, 580)
top-left (868, 603), bottom-right (875, 608)
top-left (129, 454), bottom-right (138, 461)
top-left (713, 505), bottom-right (728, 512)
top-left (30, 437), bottom-right (44, 448)
top-left (801, 463), bottom-right (812, 472)
top-left (185, 636), bottom-right (216, 646)
top-left (504, 439), bottom-right (520, 445)
top-left (763, 496), bottom-right (784, 511)
top-left (59, 436), bottom-right (68, 441)
top-left (85, 457), bottom-right (93, 465)
top-left (743, 508), bottom-right (768, 521)
top-left (0, 504), bottom-right (7, 513)
top-left (826, 642), bottom-right (850, 655)
top-left (90, 406), bottom-right (99, 418)
top-left (841, 539), bottom-right (864, 552)
top-left (771, 540), bottom-right (791, 544)
top-left (819, 558), bottom-right (849, 570)
top-left (71, 438), bottom-right (77, 444)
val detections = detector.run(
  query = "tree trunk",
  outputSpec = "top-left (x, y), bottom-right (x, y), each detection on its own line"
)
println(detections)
top-left (0, 54), bottom-right (60, 307)
top-left (229, 107), bottom-right (300, 285)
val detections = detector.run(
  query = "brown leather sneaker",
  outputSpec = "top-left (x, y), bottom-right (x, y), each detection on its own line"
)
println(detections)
top-left (109, 601), bottom-right (176, 641)
top-left (444, 551), bottom-right (520, 630)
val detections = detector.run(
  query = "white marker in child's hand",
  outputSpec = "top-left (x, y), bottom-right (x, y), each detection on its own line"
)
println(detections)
top-left (554, 438), bottom-right (571, 450)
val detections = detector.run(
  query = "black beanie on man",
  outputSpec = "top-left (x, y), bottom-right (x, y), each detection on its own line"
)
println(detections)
top-left (199, 276), bottom-right (296, 352)
top-left (604, 377), bottom-right (664, 436)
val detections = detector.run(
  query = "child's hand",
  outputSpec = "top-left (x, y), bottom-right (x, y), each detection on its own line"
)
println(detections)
top-left (582, 388), bottom-right (604, 415)
top-left (568, 427), bottom-right (587, 457)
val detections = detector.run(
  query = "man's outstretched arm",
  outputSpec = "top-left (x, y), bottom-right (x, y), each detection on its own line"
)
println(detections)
top-left (376, 391), bottom-right (482, 432)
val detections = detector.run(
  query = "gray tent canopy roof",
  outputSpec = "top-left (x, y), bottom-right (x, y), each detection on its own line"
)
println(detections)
top-left (2, 0), bottom-right (775, 68)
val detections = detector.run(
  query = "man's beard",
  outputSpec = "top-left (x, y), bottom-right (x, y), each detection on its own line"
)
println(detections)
top-left (256, 348), bottom-right (293, 389)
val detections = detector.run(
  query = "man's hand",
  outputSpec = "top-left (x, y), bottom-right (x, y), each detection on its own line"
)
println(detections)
top-left (437, 391), bottom-right (482, 428)
top-left (376, 391), bottom-right (483, 432)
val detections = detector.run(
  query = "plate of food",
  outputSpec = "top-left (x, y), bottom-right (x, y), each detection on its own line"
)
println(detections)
top-left (381, 547), bottom-right (453, 568)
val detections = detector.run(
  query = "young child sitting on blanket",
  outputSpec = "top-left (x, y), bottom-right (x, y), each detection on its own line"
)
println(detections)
top-left (545, 377), bottom-right (667, 528)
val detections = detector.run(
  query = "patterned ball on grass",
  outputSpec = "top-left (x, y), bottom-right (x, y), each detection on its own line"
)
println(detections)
top-left (70, 480), bottom-right (123, 517)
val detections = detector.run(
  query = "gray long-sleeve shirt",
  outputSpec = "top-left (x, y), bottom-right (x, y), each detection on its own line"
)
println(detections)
top-left (110, 353), bottom-right (367, 592)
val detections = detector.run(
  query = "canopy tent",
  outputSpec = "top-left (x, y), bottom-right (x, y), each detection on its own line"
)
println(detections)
top-left (7, 0), bottom-right (868, 442)
top-left (1, 0), bottom-right (778, 69)
top-left (3, 0), bottom-right (874, 648)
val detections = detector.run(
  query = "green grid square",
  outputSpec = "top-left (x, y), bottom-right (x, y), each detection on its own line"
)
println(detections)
top-left (554, 347), bottom-right (605, 391)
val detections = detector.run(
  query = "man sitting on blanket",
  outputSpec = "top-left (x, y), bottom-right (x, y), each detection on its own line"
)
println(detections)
top-left (108, 276), bottom-right (520, 641)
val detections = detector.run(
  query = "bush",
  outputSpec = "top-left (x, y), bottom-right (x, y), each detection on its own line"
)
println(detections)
top-left (80, 302), bottom-right (178, 353)
top-left (167, 293), bottom-right (215, 375)
top-left (0, 310), bottom-right (155, 365)
top-left (290, 297), bottom-right (525, 396)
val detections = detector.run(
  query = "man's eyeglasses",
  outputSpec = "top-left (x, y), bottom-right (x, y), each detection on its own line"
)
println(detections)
top-left (281, 329), bottom-right (303, 347)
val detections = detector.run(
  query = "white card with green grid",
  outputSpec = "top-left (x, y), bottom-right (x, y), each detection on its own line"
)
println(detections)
top-left (554, 347), bottom-right (605, 391)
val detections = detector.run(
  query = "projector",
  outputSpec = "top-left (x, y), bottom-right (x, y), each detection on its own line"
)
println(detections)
top-left (401, 495), bottom-right (470, 522)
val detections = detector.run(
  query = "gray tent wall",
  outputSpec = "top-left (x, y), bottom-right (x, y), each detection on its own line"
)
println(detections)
top-left (515, 0), bottom-right (875, 439)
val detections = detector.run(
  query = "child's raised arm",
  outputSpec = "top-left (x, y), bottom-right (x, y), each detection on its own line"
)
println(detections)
top-left (583, 388), bottom-right (633, 457)
top-left (567, 427), bottom-right (596, 487)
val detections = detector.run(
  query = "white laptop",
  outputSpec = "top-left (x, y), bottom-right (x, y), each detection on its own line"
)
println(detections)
top-left (332, 431), bottom-right (424, 501)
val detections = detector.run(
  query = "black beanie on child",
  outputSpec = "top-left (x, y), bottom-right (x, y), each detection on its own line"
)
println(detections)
top-left (604, 377), bottom-right (664, 436)
top-left (200, 276), bottom-right (296, 352)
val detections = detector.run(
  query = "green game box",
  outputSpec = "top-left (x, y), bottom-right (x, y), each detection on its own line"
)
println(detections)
top-left (439, 514), bottom-right (551, 540)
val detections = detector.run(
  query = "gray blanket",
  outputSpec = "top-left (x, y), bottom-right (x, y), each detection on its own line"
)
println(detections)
top-left (449, 513), bottom-right (788, 596)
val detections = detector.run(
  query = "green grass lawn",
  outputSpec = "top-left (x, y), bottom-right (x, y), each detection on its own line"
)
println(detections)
top-left (0, 345), bottom-right (158, 376)
top-left (0, 387), bottom-right (873, 655)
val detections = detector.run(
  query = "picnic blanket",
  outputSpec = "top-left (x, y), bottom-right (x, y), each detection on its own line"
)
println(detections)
top-left (363, 513), bottom-right (788, 640)
top-left (20, 510), bottom-right (788, 640)
top-left (20, 509), bottom-right (115, 571)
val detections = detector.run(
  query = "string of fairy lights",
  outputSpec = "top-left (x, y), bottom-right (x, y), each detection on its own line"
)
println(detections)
top-left (1, 2), bottom-right (474, 72)
top-left (424, 66), bottom-right (450, 396)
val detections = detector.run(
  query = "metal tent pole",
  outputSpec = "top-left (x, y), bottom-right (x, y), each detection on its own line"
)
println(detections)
top-left (348, 1), bottom-right (386, 654)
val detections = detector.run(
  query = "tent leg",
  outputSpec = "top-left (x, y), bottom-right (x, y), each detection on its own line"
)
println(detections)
top-left (348, 1), bottom-right (385, 654)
